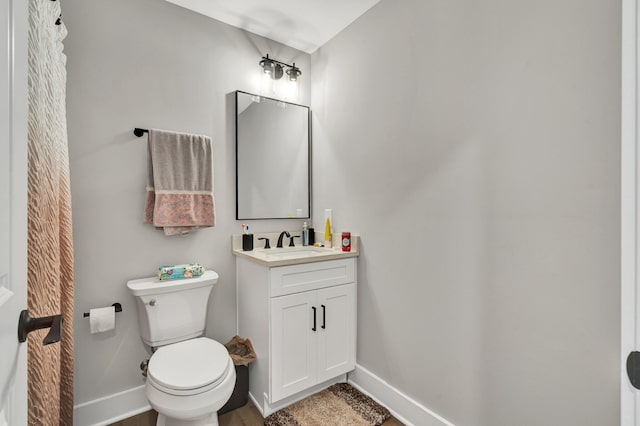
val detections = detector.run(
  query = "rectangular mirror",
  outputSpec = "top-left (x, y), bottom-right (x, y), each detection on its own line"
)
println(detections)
top-left (236, 91), bottom-right (310, 219)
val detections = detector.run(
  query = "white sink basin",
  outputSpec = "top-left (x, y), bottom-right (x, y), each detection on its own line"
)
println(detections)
top-left (258, 247), bottom-right (334, 260)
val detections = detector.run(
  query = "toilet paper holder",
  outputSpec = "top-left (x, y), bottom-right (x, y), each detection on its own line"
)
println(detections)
top-left (83, 302), bottom-right (122, 318)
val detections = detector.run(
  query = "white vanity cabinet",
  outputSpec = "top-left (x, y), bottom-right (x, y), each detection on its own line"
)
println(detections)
top-left (236, 256), bottom-right (356, 415)
top-left (271, 281), bottom-right (355, 402)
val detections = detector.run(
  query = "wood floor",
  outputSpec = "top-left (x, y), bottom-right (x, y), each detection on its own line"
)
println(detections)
top-left (109, 400), bottom-right (405, 426)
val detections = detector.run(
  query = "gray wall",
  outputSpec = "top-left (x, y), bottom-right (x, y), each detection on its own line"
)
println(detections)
top-left (64, 0), bottom-right (310, 404)
top-left (311, 1), bottom-right (621, 425)
top-left (65, 0), bottom-right (621, 423)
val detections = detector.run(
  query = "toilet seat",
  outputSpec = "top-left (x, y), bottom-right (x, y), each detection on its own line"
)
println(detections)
top-left (147, 337), bottom-right (232, 396)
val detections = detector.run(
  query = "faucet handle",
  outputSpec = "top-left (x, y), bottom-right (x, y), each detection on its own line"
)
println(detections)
top-left (289, 235), bottom-right (301, 247)
top-left (258, 237), bottom-right (271, 249)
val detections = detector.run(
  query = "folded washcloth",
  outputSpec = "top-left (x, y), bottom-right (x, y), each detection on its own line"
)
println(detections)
top-left (144, 129), bottom-right (215, 235)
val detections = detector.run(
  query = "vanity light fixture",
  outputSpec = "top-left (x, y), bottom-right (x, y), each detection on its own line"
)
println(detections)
top-left (258, 54), bottom-right (302, 100)
top-left (259, 54), bottom-right (301, 82)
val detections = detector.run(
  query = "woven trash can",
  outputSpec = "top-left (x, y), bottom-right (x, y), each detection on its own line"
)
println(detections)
top-left (219, 336), bottom-right (256, 415)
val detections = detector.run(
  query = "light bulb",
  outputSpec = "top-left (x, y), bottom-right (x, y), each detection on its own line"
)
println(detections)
top-left (259, 71), bottom-right (274, 95)
top-left (283, 79), bottom-right (299, 101)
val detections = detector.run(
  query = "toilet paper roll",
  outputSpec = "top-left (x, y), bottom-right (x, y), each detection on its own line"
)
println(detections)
top-left (89, 306), bottom-right (115, 334)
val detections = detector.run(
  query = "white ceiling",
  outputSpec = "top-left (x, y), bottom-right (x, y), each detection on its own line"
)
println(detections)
top-left (165, 0), bottom-right (382, 54)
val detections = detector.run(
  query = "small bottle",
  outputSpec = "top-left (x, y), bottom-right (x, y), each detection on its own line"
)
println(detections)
top-left (302, 222), bottom-right (309, 246)
top-left (308, 223), bottom-right (315, 245)
top-left (324, 209), bottom-right (332, 248)
top-left (341, 232), bottom-right (351, 252)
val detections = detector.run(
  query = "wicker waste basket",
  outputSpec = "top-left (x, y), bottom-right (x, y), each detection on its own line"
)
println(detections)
top-left (218, 336), bottom-right (256, 415)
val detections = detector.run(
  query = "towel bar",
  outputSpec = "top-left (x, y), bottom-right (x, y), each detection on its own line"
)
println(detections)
top-left (134, 128), bottom-right (149, 137)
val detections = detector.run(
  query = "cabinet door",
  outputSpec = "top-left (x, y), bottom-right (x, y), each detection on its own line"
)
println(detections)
top-left (316, 283), bottom-right (356, 383)
top-left (271, 291), bottom-right (317, 402)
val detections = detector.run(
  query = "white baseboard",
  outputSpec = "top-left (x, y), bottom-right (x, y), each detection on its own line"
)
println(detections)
top-left (73, 385), bottom-right (150, 426)
top-left (348, 364), bottom-right (455, 426)
top-left (73, 366), bottom-right (453, 426)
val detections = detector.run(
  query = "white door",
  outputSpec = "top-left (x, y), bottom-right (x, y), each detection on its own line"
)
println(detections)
top-left (622, 0), bottom-right (640, 424)
top-left (316, 284), bottom-right (356, 383)
top-left (0, 0), bottom-right (28, 424)
top-left (270, 291), bottom-right (317, 402)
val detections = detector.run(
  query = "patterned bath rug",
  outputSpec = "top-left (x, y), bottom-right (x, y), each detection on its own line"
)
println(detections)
top-left (264, 383), bottom-right (391, 426)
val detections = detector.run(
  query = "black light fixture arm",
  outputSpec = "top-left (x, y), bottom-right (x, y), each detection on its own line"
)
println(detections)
top-left (261, 54), bottom-right (295, 70)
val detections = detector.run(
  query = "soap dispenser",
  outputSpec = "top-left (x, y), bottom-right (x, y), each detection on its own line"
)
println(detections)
top-left (302, 222), bottom-right (309, 246)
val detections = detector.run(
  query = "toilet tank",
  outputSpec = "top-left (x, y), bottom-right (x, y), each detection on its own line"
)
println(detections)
top-left (126, 270), bottom-right (219, 347)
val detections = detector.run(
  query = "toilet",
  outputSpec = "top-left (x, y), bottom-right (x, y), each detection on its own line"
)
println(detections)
top-left (127, 270), bottom-right (236, 426)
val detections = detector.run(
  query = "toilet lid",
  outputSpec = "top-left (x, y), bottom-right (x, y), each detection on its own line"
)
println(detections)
top-left (148, 337), bottom-right (231, 391)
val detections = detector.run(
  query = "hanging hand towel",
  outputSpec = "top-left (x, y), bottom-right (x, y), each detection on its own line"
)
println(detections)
top-left (144, 129), bottom-right (215, 235)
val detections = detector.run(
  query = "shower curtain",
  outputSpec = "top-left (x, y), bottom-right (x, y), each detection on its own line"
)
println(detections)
top-left (27, 0), bottom-right (74, 424)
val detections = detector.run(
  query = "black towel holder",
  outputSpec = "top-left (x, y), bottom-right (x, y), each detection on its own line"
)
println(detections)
top-left (134, 128), bottom-right (149, 137)
top-left (83, 302), bottom-right (122, 318)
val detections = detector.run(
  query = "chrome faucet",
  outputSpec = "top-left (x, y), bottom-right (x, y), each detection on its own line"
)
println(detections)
top-left (276, 231), bottom-right (291, 248)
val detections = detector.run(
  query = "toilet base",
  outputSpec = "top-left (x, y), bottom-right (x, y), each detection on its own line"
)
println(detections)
top-left (156, 412), bottom-right (219, 426)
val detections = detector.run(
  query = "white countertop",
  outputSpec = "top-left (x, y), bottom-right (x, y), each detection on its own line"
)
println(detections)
top-left (231, 233), bottom-right (359, 267)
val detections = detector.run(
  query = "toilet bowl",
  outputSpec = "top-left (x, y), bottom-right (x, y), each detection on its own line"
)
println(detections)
top-left (126, 271), bottom-right (235, 426)
top-left (145, 338), bottom-right (236, 426)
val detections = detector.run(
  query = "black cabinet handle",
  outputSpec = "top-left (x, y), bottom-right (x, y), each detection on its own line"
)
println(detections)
top-left (321, 304), bottom-right (326, 329)
top-left (312, 306), bottom-right (316, 332)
